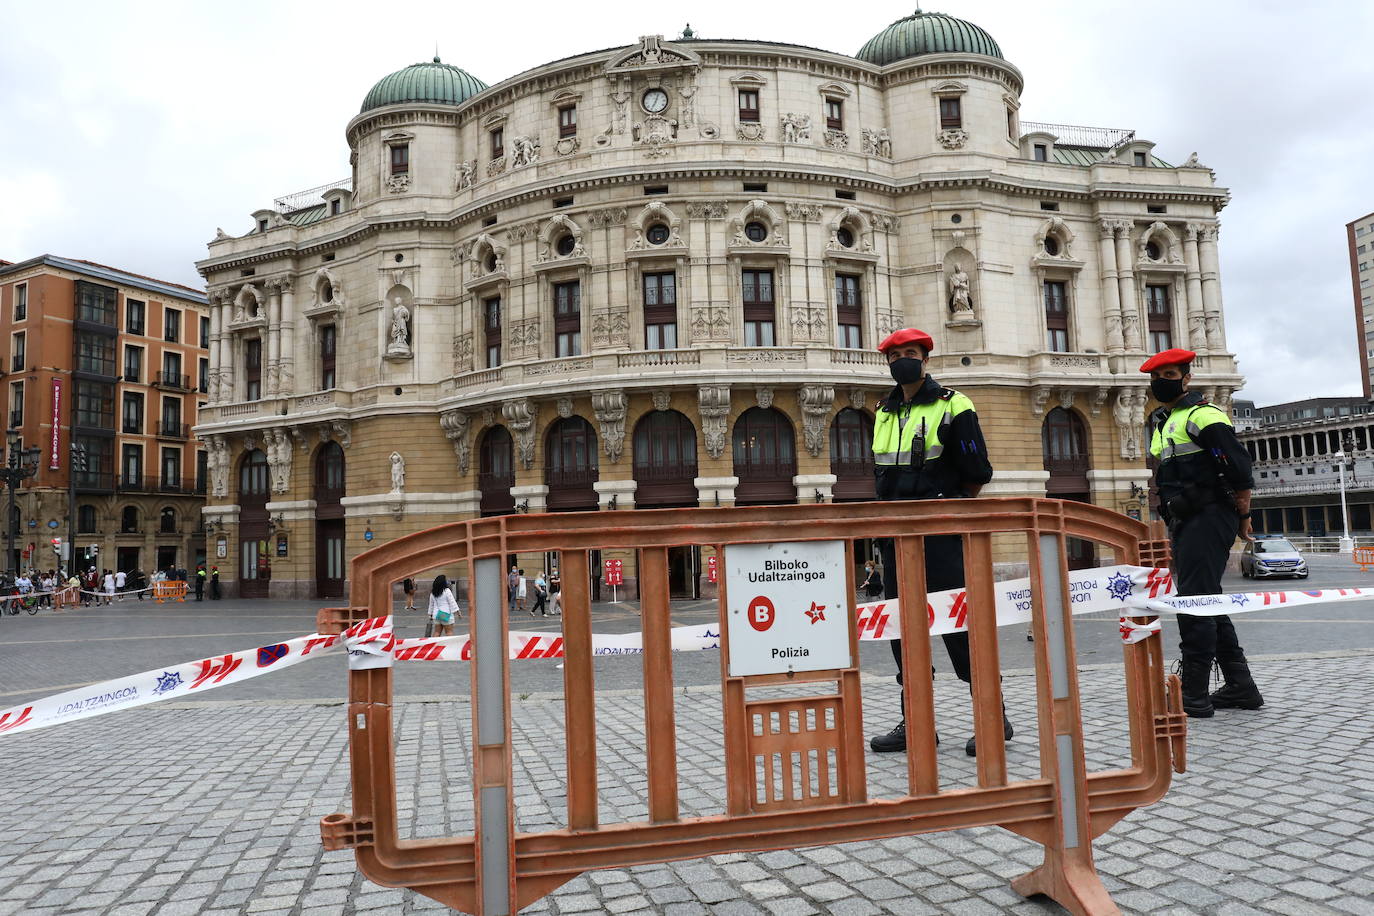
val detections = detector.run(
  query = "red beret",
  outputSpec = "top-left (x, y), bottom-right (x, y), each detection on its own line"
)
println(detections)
top-left (1139, 348), bottom-right (1196, 372)
top-left (877, 328), bottom-right (935, 355)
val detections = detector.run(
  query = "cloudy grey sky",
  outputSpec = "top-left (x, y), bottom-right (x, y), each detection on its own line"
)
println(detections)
top-left (2, 0), bottom-right (1371, 405)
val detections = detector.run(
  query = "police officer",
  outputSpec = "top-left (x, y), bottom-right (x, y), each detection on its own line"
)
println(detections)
top-left (1143, 348), bottom-right (1263, 717)
top-left (868, 328), bottom-right (1003, 756)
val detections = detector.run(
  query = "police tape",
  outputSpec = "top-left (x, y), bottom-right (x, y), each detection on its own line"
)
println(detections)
top-left (3, 566), bottom-right (1371, 738)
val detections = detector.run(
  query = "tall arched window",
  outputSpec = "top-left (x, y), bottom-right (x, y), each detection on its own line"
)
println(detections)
top-left (1042, 407), bottom-right (1090, 493)
top-left (314, 441), bottom-right (345, 504)
top-left (633, 411), bottom-right (698, 506)
top-left (121, 506), bottom-right (140, 533)
top-left (239, 449), bottom-right (269, 501)
top-left (829, 408), bottom-right (875, 501)
top-left (478, 426), bottom-right (515, 516)
top-left (733, 407), bottom-right (797, 505)
top-left (546, 417), bottom-right (599, 510)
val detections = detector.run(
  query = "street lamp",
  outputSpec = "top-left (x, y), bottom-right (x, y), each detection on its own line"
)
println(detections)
top-left (2, 430), bottom-right (41, 577)
top-left (1335, 449), bottom-right (1354, 554)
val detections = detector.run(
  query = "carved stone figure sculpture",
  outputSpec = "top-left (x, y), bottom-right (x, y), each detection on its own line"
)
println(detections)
top-left (454, 159), bottom-right (475, 190)
top-left (948, 265), bottom-right (973, 316)
top-left (389, 451), bottom-right (406, 494)
top-left (387, 298), bottom-right (411, 357)
top-left (511, 135), bottom-right (540, 168)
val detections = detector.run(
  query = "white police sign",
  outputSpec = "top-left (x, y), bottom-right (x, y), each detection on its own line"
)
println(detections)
top-left (724, 540), bottom-right (851, 676)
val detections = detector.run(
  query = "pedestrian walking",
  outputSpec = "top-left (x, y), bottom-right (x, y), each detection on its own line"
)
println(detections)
top-left (428, 574), bottom-right (459, 637)
top-left (549, 570), bottom-right (562, 615)
top-left (864, 328), bottom-right (1003, 758)
top-left (531, 572), bottom-right (549, 616)
top-left (507, 566), bottom-right (519, 611)
top-left (516, 569), bottom-right (528, 613)
top-left (1143, 347), bottom-right (1263, 717)
top-left (114, 569), bottom-right (127, 601)
top-left (102, 569), bottom-right (116, 606)
top-left (402, 577), bottom-right (416, 611)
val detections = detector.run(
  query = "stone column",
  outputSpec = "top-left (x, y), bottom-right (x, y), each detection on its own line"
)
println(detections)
top-left (266, 281), bottom-right (283, 395)
top-left (793, 473), bottom-right (837, 503)
top-left (593, 480), bottom-right (637, 510)
top-left (278, 278), bottom-right (296, 396)
top-left (215, 294), bottom-right (233, 401)
top-left (208, 293), bottom-right (224, 402)
top-left (694, 476), bottom-right (738, 508)
top-left (1097, 219), bottom-right (1124, 354)
top-left (1113, 221), bottom-right (1141, 350)
top-left (1199, 225), bottom-right (1225, 350)
top-left (1183, 224), bottom-right (1207, 353)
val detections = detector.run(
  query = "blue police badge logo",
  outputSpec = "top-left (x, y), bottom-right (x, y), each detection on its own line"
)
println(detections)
top-left (1106, 572), bottom-right (1133, 603)
top-left (257, 644), bottom-right (289, 667)
top-left (152, 671), bottom-right (183, 696)
top-left (1230, 593), bottom-right (1250, 607)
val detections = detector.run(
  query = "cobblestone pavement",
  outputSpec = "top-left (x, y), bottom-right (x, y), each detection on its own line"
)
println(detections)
top-left (2, 647), bottom-right (1373, 915)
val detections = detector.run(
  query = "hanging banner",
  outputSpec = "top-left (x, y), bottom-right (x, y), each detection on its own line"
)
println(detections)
top-left (49, 378), bottom-right (63, 470)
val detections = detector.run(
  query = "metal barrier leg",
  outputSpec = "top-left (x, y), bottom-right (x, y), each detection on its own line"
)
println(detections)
top-left (472, 556), bottom-right (514, 916)
top-left (1011, 532), bottom-right (1118, 916)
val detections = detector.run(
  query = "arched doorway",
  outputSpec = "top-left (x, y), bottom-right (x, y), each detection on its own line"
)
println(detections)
top-left (238, 449), bottom-right (270, 598)
top-left (314, 441), bottom-right (346, 598)
top-left (1042, 407), bottom-right (1094, 568)
top-left (733, 407), bottom-right (797, 506)
top-left (633, 410), bottom-right (699, 596)
top-left (830, 407), bottom-right (878, 581)
top-left (545, 417), bottom-right (599, 510)
top-left (478, 427), bottom-right (515, 516)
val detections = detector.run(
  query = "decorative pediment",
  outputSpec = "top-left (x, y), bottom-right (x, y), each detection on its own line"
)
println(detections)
top-left (817, 82), bottom-right (851, 100)
top-left (382, 130), bottom-right (415, 144)
top-left (729, 72), bottom-right (768, 88)
top-left (931, 80), bottom-right (968, 96)
top-left (605, 35), bottom-right (701, 76)
top-left (550, 89), bottom-right (583, 108)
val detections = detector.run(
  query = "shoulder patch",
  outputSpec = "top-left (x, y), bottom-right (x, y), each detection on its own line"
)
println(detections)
top-left (938, 387), bottom-right (957, 401)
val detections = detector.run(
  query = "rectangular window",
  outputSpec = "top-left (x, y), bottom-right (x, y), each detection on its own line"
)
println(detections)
top-left (742, 269), bottom-right (776, 347)
top-left (835, 274), bottom-right (862, 349)
top-left (74, 380), bottom-right (115, 429)
top-left (484, 296), bottom-right (502, 368)
top-left (320, 324), bottom-right (336, 390)
top-left (199, 315), bottom-right (210, 348)
top-left (161, 350), bottom-right (183, 387)
top-left (390, 143), bottom-right (409, 176)
top-left (1006, 107), bottom-right (1016, 140)
top-left (126, 299), bottom-right (145, 335)
top-left (558, 105), bottom-right (577, 138)
top-left (161, 396), bottom-right (181, 436)
top-left (14, 283), bottom-right (26, 321)
top-left (1133, 151), bottom-right (1148, 167)
top-left (939, 97), bottom-right (962, 129)
top-left (825, 99), bottom-right (843, 131)
top-left (1044, 280), bottom-right (1069, 352)
top-left (8, 381), bottom-right (22, 429)
top-left (491, 127), bottom-right (504, 159)
top-left (163, 308), bottom-right (180, 343)
top-left (245, 338), bottom-right (262, 401)
top-left (124, 345), bottom-right (143, 383)
top-left (122, 391), bottom-right (143, 434)
top-left (738, 89), bottom-right (760, 123)
top-left (1033, 144), bottom-right (1048, 161)
top-left (330, 197), bottom-right (342, 216)
top-left (196, 450), bottom-right (208, 494)
top-left (76, 281), bottom-right (117, 325)
top-left (10, 332), bottom-right (24, 372)
top-left (74, 434), bottom-right (113, 489)
top-left (643, 272), bottom-right (678, 350)
top-left (1146, 284), bottom-right (1173, 352)
top-left (198, 358), bottom-right (209, 393)
top-left (161, 447), bottom-right (181, 488)
top-left (121, 444), bottom-right (143, 490)
top-left (75, 331), bottom-right (115, 376)
top-left (553, 281), bottom-right (581, 357)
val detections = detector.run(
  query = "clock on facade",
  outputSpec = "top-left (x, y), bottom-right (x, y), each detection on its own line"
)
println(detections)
top-left (642, 88), bottom-right (669, 113)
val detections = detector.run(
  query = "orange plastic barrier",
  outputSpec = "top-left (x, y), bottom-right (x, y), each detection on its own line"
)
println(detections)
top-left (1353, 546), bottom-right (1374, 572)
top-left (318, 499), bottom-right (1184, 916)
top-left (153, 581), bottom-right (188, 603)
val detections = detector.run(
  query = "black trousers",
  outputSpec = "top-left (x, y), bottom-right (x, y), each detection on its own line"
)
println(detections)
top-left (878, 534), bottom-right (973, 691)
top-left (1171, 504), bottom-right (1245, 664)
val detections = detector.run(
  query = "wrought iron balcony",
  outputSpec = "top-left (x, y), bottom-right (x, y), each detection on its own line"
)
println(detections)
top-left (153, 371), bottom-right (192, 391)
top-left (156, 422), bottom-right (190, 440)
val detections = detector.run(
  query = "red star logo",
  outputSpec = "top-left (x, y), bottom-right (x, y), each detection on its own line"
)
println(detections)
top-left (805, 602), bottom-right (826, 625)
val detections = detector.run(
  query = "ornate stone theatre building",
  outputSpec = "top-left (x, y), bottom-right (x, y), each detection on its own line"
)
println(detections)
top-left (195, 12), bottom-right (1241, 598)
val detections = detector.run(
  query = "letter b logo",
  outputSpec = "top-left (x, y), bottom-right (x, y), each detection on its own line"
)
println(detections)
top-left (748, 596), bottom-right (776, 632)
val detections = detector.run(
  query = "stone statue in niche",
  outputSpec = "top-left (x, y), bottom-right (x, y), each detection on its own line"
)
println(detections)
top-left (389, 451), bottom-right (406, 494)
top-left (947, 264), bottom-right (974, 317)
top-left (387, 297), bottom-right (411, 357)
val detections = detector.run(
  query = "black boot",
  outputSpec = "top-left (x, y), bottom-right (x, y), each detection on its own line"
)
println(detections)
top-left (1180, 656), bottom-right (1215, 718)
top-left (965, 710), bottom-right (1014, 757)
top-left (1210, 657), bottom-right (1264, 710)
top-left (870, 720), bottom-right (906, 753)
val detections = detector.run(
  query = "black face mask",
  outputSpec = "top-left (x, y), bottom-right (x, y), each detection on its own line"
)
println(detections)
top-left (889, 357), bottom-right (924, 385)
top-left (1151, 377), bottom-right (1185, 403)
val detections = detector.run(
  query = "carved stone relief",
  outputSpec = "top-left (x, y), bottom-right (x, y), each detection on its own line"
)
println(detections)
top-left (756, 388), bottom-right (774, 409)
top-left (651, 390), bottom-right (672, 412)
top-left (1113, 388), bottom-right (1149, 459)
top-left (736, 122), bottom-right (766, 142)
top-left (937, 128), bottom-right (968, 150)
top-left (780, 113), bottom-right (811, 143)
top-left (592, 389), bottom-right (629, 463)
top-left (265, 428), bottom-right (292, 494)
top-left (862, 128), bottom-right (892, 158)
top-left (690, 306), bottom-right (730, 341)
top-left (591, 309), bottom-right (631, 347)
top-left (823, 129), bottom-right (848, 151)
top-left (785, 203), bottom-right (822, 222)
top-left (790, 306), bottom-right (827, 341)
top-left (453, 160), bottom-right (476, 191)
top-left (698, 386), bottom-right (730, 458)
top-left (556, 397), bottom-right (575, 419)
top-left (510, 135), bottom-right (540, 168)
top-left (502, 399), bottom-right (536, 469)
top-left (799, 386), bottom-right (835, 457)
top-left (686, 201), bottom-right (728, 220)
top-left (439, 409), bottom-right (471, 474)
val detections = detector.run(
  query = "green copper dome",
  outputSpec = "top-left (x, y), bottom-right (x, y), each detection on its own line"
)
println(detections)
top-left (857, 10), bottom-right (1003, 65)
top-left (360, 58), bottom-right (488, 114)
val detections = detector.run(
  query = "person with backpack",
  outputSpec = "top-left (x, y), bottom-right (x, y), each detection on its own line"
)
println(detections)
top-left (1144, 347), bottom-right (1262, 718)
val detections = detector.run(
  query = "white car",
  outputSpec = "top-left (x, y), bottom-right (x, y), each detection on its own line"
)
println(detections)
top-left (1240, 536), bottom-right (1308, 579)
